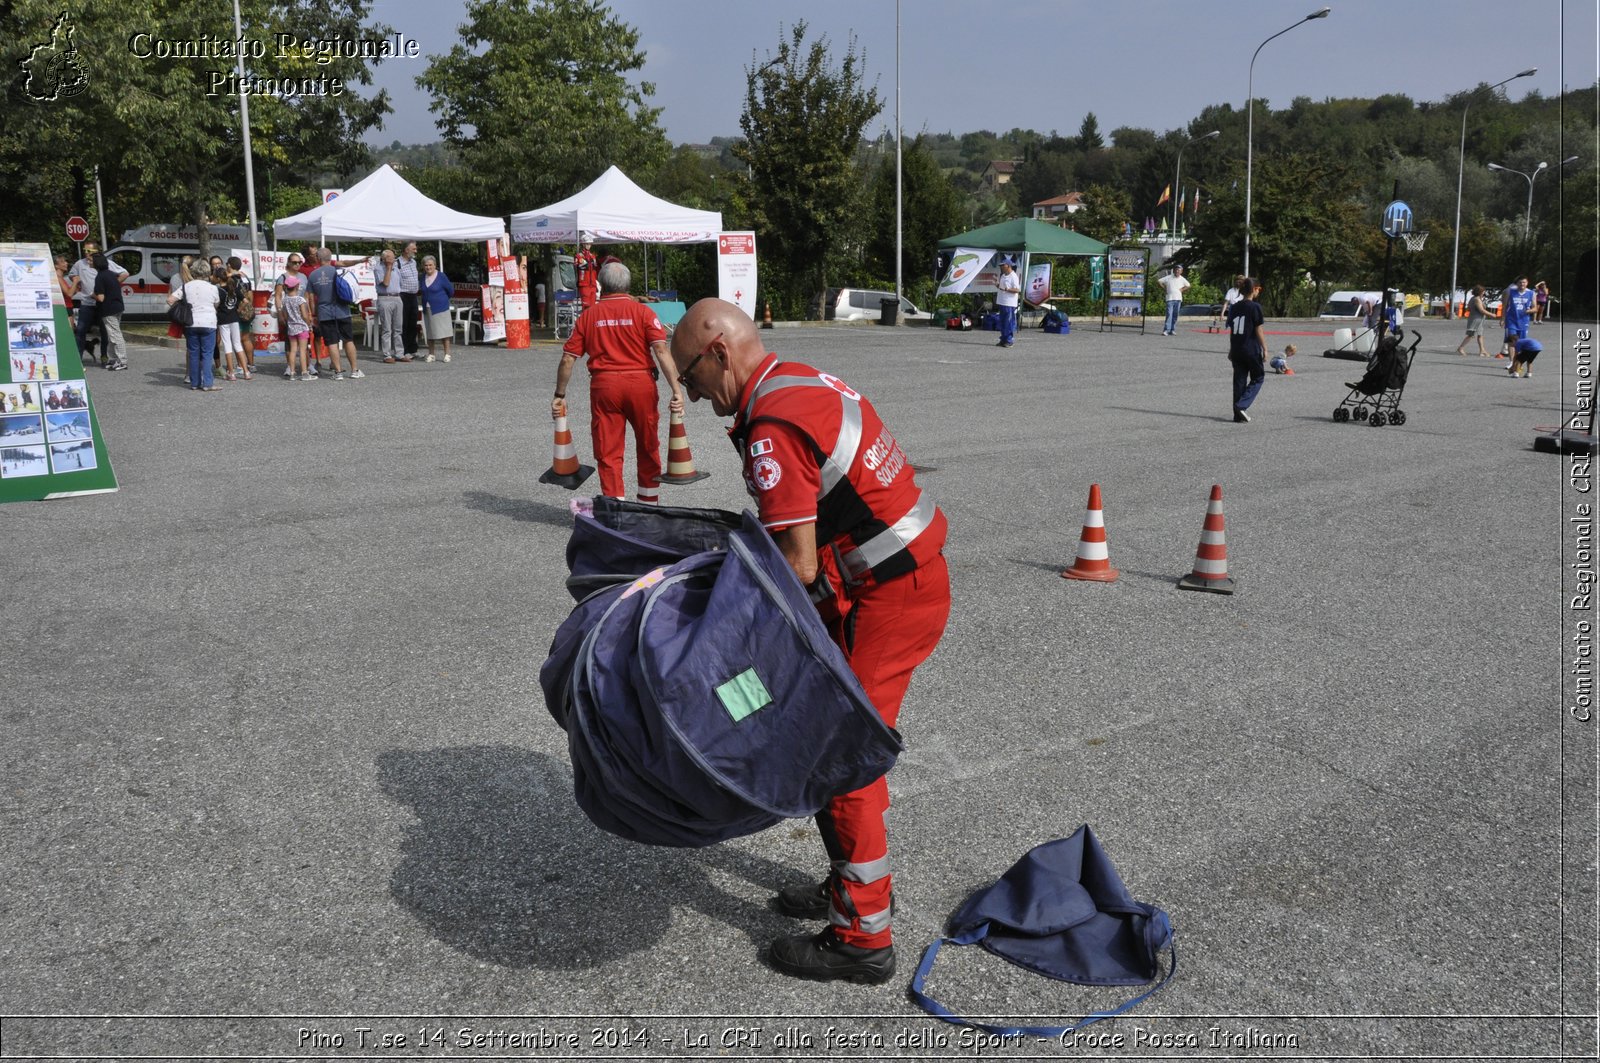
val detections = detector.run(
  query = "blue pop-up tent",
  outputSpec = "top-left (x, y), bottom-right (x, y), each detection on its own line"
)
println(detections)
top-left (541, 499), bottom-right (902, 847)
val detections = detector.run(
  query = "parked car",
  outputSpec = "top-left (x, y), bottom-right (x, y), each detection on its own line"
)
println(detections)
top-left (1178, 303), bottom-right (1222, 317)
top-left (1319, 289), bottom-right (1407, 326)
top-left (814, 287), bottom-right (930, 321)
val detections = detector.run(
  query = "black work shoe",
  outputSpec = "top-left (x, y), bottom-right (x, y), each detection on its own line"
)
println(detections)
top-left (768, 928), bottom-right (895, 985)
top-left (1233, 408), bottom-right (1250, 423)
top-left (774, 879), bottom-right (830, 919)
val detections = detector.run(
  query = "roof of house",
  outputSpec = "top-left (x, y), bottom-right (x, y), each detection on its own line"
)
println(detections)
top-left (1033, 192), bottom-right (1085, 208)
top-left (985, 160), bottom-right (1018, 174)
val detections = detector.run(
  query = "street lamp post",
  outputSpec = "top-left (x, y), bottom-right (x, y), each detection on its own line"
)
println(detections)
top-left (1449, 68), bottom-right (1536, 316)
top-left (1488, 155), bottom-right (1580, 239)
top-left (894, 0), bottom-right (902, 308)
top-left (1173, 130), bottom-right (1220, 237)
top-left (1487, 161), bottom-right (1546, 240)
top-left (1244, 6), bottom-right (1330, 277)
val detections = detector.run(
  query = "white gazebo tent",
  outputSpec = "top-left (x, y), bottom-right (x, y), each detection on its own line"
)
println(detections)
top-left (274, 164), bottom-right (504, 243)
top-left (510, 165), bottom-right (722, 299)
top-left (272, 164), bottom-right (505, 342)
top-left (509, 165), bottom-right (722, 245)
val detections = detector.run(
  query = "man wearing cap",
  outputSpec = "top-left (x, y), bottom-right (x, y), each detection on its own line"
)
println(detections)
top-left (669, 297), bottom-right (951, 985)
top-left (574, 236), bottom-right (600, 310)
top-left (552, 261), bottom-right (683, 503)
top-left (994, 257), bottom-right (1021, 348)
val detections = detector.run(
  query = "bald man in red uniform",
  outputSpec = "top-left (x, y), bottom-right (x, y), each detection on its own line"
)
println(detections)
top-left (670, 298), bottom-right (951, 985)
top-left (552, 261), bottom-right (683, 503)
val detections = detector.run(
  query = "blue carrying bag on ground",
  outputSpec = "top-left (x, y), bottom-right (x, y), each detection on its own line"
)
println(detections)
top-left (540, 504), bottom-right (903, 848)
top-left (910, 825), bottom-right (1176, 1036)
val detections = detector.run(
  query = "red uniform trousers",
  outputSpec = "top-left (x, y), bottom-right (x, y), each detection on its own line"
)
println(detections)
top-left (588, 370), bottom-right (663, 503)
top-left (820, 551), bottom-right (951, 948)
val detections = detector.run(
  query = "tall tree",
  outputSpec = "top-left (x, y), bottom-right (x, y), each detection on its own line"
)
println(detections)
top-left (866, 136), bottom-right (963, 286)
top-left (1077, 112), bottom-right (1105, 152)
top-left (1075, 184), bottom-right (1133, 245)
top-left (1190, 153), bottom-right (1366, 315)
top-left (2, 0), bottom-right (389, 251)
top-left (736, 21), bottom-right (882, 312)
top-left (418, 0), bottom-right (669, 216)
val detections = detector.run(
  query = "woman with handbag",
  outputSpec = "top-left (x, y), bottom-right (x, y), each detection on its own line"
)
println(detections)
top-left (165, 256), bottom-right (193, 342)
top-left (168, 260), bottom-right (223, 391)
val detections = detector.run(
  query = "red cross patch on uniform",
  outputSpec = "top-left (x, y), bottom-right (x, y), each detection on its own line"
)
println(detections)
top-left (752, 456), bottom-right (782, 490)
top-left (817, 373), bottom-right (860, 401)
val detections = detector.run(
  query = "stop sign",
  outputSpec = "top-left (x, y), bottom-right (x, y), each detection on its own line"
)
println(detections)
top-left (65, 216), bottom-right (90, 242)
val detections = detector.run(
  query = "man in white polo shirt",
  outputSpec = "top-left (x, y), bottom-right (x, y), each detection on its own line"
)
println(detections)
top-left (994, 257), bottom-right (1021, 348)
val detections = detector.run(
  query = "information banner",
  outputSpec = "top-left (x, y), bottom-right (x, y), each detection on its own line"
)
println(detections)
top-left (480, 237), bottom-right (507, 344)
top-left (1025, 261), bottom-right (1053, 305)
top-left (502, 234), bottom-right (529, 349)
top-left (0, 242), bottom-right (118, 501)
top-left (1102, 248), bottom-right (1150, 332)
top-left (716, 231), bottom-right (758, 319)
top-left (935, 247), bottom-right (995, 296)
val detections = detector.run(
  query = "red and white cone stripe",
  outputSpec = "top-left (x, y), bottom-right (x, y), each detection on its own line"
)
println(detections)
top-left (1188, 485), bottom-right (1230, 580)
top-left (551, 415), bottom-right (581, 474)
top-left (1061, 483), bottom-right (1119, 582)
top-left (665, 427), bottom-right (694, 475)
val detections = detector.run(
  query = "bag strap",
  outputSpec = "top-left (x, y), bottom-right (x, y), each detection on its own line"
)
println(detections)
top-left (908, 915), bottom-right (1178, 1039)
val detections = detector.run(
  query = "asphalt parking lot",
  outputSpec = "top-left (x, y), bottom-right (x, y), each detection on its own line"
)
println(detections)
top-left (2, 314), bottom-right (1594, 1061)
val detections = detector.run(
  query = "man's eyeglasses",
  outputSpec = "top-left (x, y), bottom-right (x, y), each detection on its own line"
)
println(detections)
top-left (678, 331), bottom-right (721, 389)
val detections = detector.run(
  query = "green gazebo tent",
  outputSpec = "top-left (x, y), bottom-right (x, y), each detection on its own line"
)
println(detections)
top-left (937, 218), bottom-right (1108, 312)
top-left (937, 217), bottom-right (1109, 257)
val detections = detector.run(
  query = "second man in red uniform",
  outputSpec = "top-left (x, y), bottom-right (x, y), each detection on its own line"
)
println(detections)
top-left (553, 262), bottom-right (683, 503)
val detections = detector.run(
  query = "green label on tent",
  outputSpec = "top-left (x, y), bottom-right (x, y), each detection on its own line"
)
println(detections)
top-left (716, 668), bottom-right (773, 723)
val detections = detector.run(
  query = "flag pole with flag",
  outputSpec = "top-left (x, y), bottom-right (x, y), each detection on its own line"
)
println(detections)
top-left (1156, 184), bottom-right (1172, 207)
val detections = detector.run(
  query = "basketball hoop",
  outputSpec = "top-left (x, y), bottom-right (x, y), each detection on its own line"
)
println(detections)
top-left (1401, 230), bottom-right (1429, 253)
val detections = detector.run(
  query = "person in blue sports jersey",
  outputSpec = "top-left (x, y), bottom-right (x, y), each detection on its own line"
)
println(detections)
top-left (1500, 277), bottom-right (1535, 357)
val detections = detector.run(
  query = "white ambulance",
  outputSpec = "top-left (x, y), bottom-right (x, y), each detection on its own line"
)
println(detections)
top-left (105, 223), bottom-right (264, 317)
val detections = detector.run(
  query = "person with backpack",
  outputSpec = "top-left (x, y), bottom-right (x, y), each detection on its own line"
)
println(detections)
top-left (306, 247), bottom-right (364, 380)
top-left (216, 257), bottom-right (252, 381)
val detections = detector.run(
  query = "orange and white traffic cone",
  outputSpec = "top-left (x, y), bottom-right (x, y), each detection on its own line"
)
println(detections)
top-left (538, 412), bottom-right (595, 489)
top-left (658, 409), bottom-right (710, 484)
top-left (1177, 484), bottom-right (1235, 594)
top-left (762, 302), bottom-right (774, 329)
top-left (1060, 483), bottom-right (1119, 583)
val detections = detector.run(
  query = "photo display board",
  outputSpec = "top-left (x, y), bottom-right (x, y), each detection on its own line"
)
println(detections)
top-left (0, 242), bottom-right (118, 501)
top-left (1101, 247), bottom-right (1150, 333)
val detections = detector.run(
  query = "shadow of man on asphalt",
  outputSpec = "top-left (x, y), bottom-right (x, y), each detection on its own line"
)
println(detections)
top-left (376, 746), bottom-right (806, 970)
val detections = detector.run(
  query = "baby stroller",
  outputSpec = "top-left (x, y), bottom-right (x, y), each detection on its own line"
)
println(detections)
top-left (1332, 329), bottom-right (1419, 427)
